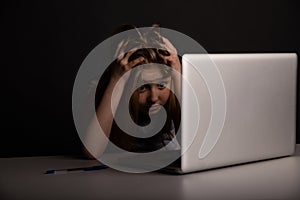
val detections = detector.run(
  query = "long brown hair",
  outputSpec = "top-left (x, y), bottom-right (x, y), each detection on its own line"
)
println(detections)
top-left (109, 48), bottom-right (181, 152)
top-left (96, 25), bottom-right (181, 152)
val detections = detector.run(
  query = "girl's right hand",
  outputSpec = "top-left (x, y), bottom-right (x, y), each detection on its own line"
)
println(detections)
top-left (110, 48), bottom-right (145, 83)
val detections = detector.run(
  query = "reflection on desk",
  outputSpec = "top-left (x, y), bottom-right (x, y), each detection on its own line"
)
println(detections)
top-left (1, 145), bottom-right (300, 200)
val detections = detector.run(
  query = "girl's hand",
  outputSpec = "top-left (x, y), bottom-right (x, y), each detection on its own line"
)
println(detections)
top-left (111, 48), bottom-right (144, 83)
top-left (158, 37), bottom-right (182, 100)
top-left (158, 37), bottom-right (181, 73)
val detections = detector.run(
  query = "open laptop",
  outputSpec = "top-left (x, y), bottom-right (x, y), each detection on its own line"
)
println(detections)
top-left (160, 53), bottom-right (297, 174)
top-left (104, 53), bottom-right (297, 174)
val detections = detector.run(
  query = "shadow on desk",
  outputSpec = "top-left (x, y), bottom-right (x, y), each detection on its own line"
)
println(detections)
top-left (0, 145), bottom-right (299, 200)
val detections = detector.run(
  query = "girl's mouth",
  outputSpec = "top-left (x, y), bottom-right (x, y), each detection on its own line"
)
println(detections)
top-left (148, 104), bottom-right (162, 114)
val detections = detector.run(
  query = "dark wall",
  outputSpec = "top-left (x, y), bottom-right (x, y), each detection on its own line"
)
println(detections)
top-left (2, 0), bottom-right (300, 157)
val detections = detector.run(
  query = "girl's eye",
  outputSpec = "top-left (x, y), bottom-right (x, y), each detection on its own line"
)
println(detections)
top-left (139, 85), bottom-right (148, 92)
top-left (157, 82), bottom-right (166, 89)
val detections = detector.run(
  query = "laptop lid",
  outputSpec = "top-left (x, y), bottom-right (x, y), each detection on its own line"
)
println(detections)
top-left (180, 53), bottom-right (297, 173)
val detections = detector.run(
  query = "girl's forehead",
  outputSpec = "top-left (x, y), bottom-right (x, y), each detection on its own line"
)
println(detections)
top-left (140, 67), bottom-right (170, 83)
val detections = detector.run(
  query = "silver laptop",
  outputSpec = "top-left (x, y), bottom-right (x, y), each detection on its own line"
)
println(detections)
top-left (162, 53), bottom-right (297, 174)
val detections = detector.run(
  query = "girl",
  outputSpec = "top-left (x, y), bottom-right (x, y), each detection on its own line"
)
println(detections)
top-left (85, 26), bottom-right (182, 157)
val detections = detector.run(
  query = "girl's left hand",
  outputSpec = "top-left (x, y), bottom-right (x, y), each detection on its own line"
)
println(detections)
top-left (158, 37), bottom-right (181, 73)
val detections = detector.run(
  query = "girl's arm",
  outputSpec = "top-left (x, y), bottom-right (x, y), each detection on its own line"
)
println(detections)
top-left (159, 37), bottom-right (182, 100)
top-left (83, 50), bottom-right (144, 158)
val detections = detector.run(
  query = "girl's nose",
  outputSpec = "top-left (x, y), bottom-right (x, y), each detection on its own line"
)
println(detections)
top-left (149, 86), bottom-right (159, 103)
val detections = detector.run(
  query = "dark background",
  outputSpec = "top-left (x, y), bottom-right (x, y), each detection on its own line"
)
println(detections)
top-left (1, 0), bottom-right (299, 157)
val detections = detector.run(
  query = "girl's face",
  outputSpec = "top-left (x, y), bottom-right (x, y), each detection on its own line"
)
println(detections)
top-left (137, 67), bottom-right (171, 115)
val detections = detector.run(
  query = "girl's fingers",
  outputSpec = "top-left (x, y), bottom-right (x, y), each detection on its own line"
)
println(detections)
top-left (115, 40), bottom-right (132, 61)
top-left (126, 57), bottom-right (145, 70)
top-left (119, 47), bottom-right (139, 66)
top-left (117, 52), bottom-right (125, 62)
top-left (158, 49), bottom-right (170, 56)
top-left (115, 40), bottom-right (126, 60)
top-left (124, 47), bottom-right (139, 60)
top-left (162, 37), bottom-right (177, 54)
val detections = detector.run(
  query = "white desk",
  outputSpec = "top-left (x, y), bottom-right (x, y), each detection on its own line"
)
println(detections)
top-left (1, 145), bottom-right (300, 200)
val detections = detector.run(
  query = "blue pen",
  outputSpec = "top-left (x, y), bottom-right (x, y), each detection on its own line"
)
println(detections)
top-left (45, 165), bottom-right (109, 174)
